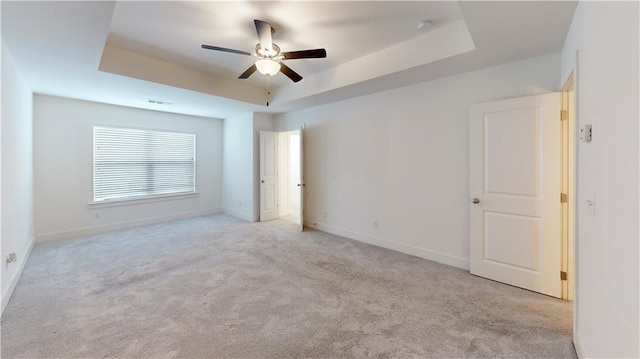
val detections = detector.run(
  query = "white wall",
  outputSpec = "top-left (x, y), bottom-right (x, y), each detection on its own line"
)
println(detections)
top-left (221, 112), bottom-right (274, 222)
top-left (222, 112), bottom-right (254, 221)
top-left (561, 2), bottom-right (639, 357)
top-left (33, 95), bottom-right (223, 241)
top-left (1, 43), bottom-right (34, 312)
top-left (275, 53), bottom-right (560, 269)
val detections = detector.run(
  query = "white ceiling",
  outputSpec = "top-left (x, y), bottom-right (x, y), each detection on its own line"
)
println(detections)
top-left (1, 1), bottom-right (577, 119)
top-left (107, 1), bottom-right (465, 88)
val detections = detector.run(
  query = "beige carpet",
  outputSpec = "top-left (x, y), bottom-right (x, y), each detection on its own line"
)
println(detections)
top-left (1, 214), bottom-right (575, 358)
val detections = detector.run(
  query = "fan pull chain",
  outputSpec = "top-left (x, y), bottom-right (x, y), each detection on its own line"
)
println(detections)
top-left (266, 77), bottom-right (271, 107)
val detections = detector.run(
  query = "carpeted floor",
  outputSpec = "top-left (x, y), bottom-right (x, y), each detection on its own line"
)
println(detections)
top-left (1, 214), bottom-right (575, 358)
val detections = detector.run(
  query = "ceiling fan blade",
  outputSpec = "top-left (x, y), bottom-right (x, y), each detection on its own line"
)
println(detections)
top-left (254, 19), bottom-right (274, 55)
top-left (238, 64), bottom-right (258, 79)
top-left (201, 44), bottom-right (251, 56)
top-left (282, 49), bottom-right (327, 60)
top-left (279, 63), bottom-right (303, 83)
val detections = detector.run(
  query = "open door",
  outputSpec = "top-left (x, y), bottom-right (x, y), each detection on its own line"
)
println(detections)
top-left (260, 131), bottom-right (278, 222)
top-left (285, 128), bottom-right (304, 230)
top-left (297, 126), bottom-right (304, 231)
top-left (469, 93), bottom-right (562, 298)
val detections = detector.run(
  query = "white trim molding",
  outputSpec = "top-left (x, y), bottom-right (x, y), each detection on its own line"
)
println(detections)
top-left (306, 221), bottom-right (469, 270)
top-left (573, 333), bottom-right (586, 359)
top-left (88, 192), bottom-right (199, 208)
top-left (222, 208), bottom-right (254, 222)
top-left (35, 208), bottom-right (221, 242)
top-left (2, 238), bottom-right (35, 314)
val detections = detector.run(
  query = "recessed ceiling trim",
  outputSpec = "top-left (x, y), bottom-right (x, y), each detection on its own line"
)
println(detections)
top-left (271, 20), bottom-right (476, 106)
top-left (99, 45), bottom-right (267, 106)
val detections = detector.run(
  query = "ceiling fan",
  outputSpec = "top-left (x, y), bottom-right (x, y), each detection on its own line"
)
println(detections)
top-left (202, 19), bottom-right (327, 83)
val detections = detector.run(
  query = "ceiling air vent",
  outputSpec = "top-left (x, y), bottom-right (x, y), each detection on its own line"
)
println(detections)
top-left (148, 99), bottom-right (174, 105)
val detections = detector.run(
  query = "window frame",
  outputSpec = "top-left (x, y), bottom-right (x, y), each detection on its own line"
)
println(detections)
top-left (91, 125), bottom-right (197, 205)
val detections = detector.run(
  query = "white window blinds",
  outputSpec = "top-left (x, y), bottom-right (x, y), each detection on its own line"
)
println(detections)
top-left (93, 126), bottom-right (196, 202)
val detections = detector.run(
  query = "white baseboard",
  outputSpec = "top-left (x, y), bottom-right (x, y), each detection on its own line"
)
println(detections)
top-left (573, 332), bottom-right (586, 358)
top-left (35, 208), bottom-right (221, 242)
top-left (306, 221), bottom-right (469, 270)
top-left (2, 238), bottom-right (34, 314)
top-left (222, 208), bottom-right (254, 222)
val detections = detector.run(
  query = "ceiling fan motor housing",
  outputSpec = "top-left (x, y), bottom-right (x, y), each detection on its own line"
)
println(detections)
top-left (256, 43), bottom-right (281, 59)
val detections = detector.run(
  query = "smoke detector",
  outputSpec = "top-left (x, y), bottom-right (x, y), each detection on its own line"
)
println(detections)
top-left (418, 20), bottom-right (433, 31)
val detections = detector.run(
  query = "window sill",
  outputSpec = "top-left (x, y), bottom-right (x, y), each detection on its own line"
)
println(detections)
top-left (88, 192), bottom-right (199, 209)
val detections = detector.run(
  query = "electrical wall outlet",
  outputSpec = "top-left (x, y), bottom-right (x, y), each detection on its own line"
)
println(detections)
top-left (322, 211), bottom-right (327, 218)
top-left (373, 220), bottom-right (379, 229)
top-left (6, 253), bottom-right (17, 264)
top-left (579, 124), bottom-right (592, 142)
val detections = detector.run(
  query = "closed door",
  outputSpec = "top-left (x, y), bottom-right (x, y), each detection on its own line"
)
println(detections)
top-left (260, 131), bottom-right (278, 221)
top-left (469, 93), bottom-right (562, 298)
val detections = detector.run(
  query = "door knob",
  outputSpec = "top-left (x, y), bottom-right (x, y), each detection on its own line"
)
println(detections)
top-left (297, 184), bottom-right (301, 187)
top-left (261, 180), bottom-right (265, 183)
top-left (472, 198), bottom-right (480, 204)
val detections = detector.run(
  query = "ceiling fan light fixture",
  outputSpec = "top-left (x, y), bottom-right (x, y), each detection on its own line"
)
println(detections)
top-left (202, 19), bottom-right (325, 82)
top-left (255, 59), bottom-right (281, 76)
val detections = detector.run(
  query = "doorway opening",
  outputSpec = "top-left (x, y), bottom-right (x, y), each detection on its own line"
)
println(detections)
top-left (259, 128), bottom-right (304, 230)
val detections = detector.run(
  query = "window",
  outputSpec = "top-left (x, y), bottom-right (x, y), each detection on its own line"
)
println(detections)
top-left (93, 126), bottom-right (196, 202)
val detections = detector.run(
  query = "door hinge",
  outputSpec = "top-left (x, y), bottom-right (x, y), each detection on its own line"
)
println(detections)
top-left (560, 271), bottom-right (568, 281)
top-left (560, 193), bottom-right (568, 203)
top-left (561, 110), bottom-right (568, 121)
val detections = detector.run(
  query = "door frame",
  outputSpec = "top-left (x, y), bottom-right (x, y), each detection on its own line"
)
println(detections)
top-left (263, 129), bottom-right (305, 230)
top-left (564, 51), bottom-right (580, 357)
top-left (561, 71), bottom-right (576, 301)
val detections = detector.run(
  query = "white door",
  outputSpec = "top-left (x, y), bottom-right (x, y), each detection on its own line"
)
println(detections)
top-left (260, 131), bottom-right (278, 221)
top-left (288, 132), bottom-right (301, 222)
top-left (298, 126), bottom-right (305, 231)
top-left (469, 93), bottom-right (562, 298)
